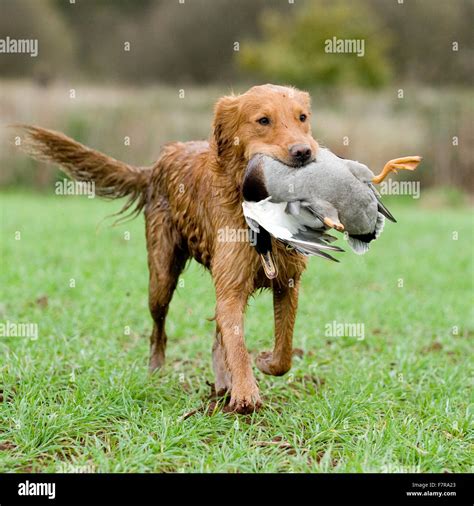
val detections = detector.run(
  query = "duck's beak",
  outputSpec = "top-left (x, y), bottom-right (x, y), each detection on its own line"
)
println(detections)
top-left (372, 156), bottom-right (422, 184)
top-left (260, 252), bottom-right (278, 279)
top-left (323, 216), bottom-right (345, 232)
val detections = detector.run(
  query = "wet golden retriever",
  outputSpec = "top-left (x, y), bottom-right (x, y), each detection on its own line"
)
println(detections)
top-left (20, 84), bottom-right (319, 413)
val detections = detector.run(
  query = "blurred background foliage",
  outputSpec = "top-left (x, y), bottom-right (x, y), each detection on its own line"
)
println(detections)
top-left (0, 0), bottom-right (472, 195)
top-left (0, 0), bottom-right (472, 86)
top-left (239, 0), bottom-right (392, 88)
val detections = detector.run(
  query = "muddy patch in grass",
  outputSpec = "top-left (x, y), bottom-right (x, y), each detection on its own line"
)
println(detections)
top-left (0, 441), bottom-right (17, 451)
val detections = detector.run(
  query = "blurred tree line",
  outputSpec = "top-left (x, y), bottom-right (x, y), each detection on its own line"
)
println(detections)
top-left (239, 0), bottom-right (392, 88)
top-left (0, 0), bottom-right (472, 88)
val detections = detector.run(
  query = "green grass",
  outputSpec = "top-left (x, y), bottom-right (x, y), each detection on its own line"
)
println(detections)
top-left (0, 192), bottom-right (473, 473)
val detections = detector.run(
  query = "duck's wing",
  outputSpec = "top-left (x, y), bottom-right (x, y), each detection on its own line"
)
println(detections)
top-left (242, 199), bottom-right (343, 261)
top-left (367, 182), bottom-right (396, 223)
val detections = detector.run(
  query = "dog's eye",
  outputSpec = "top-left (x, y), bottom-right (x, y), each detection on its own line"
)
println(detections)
top-left (299, 114), bottom-right (307, 122)
top-left (257, 117), bottom-right (270, 126)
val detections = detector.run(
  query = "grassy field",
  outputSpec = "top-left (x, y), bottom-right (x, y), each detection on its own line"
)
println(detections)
top-left (0, 192), bottom-right (473, 473)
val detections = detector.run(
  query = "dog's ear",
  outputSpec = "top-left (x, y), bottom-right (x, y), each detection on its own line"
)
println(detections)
top-left (298, 90), bottom-right (311, 109)
top-left (213, 95), bottom-right (240, 158)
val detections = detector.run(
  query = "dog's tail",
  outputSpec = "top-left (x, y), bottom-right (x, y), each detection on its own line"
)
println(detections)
top-left (16, 124), bottom-right (151, 218)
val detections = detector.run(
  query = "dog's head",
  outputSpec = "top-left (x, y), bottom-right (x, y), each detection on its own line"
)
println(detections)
top-left (212, 84), bottom-right (318, 168)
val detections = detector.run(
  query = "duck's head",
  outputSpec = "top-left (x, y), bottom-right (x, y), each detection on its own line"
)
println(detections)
top-left (242, 155), bottom-right (269, 203)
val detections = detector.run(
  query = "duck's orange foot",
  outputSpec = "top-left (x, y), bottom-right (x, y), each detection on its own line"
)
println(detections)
top-left (372, 155), bottom-right (422, 184)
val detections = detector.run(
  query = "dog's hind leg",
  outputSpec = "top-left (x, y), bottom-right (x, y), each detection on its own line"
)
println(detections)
top-left (146, 204), bottom-right (188, 373)
top-left (256, 279), bottom-right (300, 376)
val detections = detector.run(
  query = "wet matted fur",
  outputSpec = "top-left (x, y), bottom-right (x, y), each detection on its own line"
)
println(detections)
top-left (19, 84), bottom-right (320, 413)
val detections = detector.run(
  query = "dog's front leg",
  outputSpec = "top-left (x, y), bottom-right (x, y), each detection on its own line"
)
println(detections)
top-left (256, 280), bottom-right (300, 376)
top-left (214, 290), bottom-right (261, 414)
top-left (212, 323), bottom-right (232, 396)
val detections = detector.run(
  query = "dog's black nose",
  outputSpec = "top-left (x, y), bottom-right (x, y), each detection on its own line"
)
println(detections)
top-left (289, 144), bottom-right (312, 165)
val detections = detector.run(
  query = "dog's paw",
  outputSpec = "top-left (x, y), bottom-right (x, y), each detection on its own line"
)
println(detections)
top-left (226, 384), bottom-right (262, 414)
top-left (148, 353), bottom-right (165, 374)
top-left (215, 385), bottom-right (231, 397)
top-left (256, 351), bottom-right (291, 376)
top-left (214, 370), bottom-right (232, 398)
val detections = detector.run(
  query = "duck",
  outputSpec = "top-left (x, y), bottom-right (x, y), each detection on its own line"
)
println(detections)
top-left (242, 148), bottom-right (422, 278)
